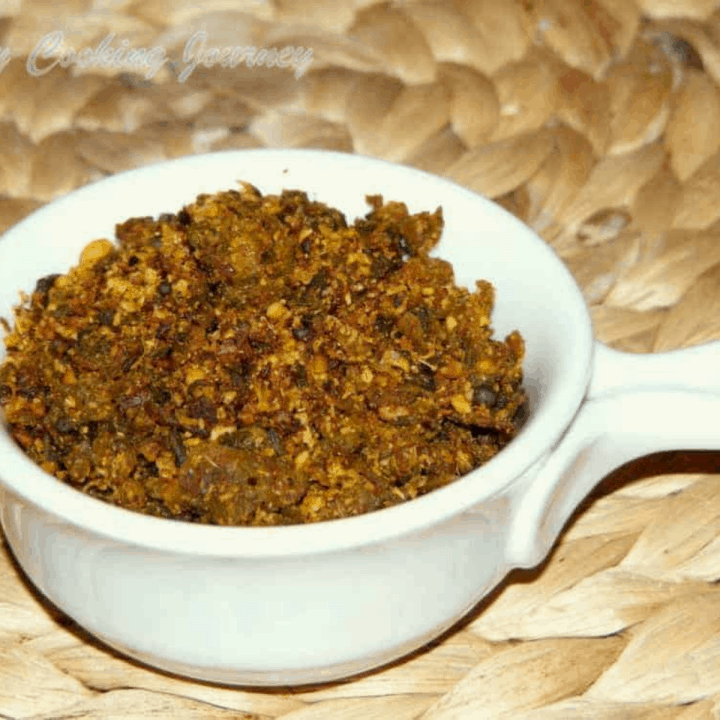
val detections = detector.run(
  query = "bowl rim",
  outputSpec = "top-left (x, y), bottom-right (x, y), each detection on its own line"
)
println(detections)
top-left (0, 149), bottom-right (594, 557)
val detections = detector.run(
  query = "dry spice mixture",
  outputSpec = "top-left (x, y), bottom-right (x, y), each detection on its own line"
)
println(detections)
top-left (0, 184), bottom-right (526, 526)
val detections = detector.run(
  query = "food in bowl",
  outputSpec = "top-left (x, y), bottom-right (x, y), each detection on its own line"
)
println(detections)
top-left (0, 183), bottom-right (526, 526)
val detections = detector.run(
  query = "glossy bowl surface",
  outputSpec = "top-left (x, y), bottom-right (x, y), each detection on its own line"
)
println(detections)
top-left (0, 150), bottom-right (593, 684)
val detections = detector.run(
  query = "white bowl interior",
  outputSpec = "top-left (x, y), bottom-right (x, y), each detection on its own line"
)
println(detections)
top-left (0, 150), bottom-right (593, 554)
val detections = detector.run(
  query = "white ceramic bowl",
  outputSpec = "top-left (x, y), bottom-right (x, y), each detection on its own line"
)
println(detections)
top-left (0, 150), bottom-right (719, 686)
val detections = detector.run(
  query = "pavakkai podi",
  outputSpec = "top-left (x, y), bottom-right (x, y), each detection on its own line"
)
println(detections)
top-left (0, 184), bottom-right (527, 526)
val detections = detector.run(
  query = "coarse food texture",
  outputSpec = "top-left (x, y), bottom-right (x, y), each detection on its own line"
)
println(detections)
top-left (0, 184), bottom-right (527, 526)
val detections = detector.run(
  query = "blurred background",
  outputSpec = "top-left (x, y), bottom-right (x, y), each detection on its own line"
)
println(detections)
top-left (2, 1), bottom-right (720, 718)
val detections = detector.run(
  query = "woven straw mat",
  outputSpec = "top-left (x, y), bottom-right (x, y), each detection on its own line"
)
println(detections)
top-left (2, 1), bottom-right (720, 718)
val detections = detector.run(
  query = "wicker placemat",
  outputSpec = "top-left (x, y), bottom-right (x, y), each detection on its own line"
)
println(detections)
top-left (2, 1), bottom-right (720, 717)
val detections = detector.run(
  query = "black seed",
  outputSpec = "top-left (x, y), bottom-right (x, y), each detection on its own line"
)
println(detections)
top-left (54, 417), bottom-right (74, 433)
top-left (292, 315), bottom-right (315, 342)
top-left (0, 384), bottom-right (12, 401)
top-left (230, 359), bottom-right (253, 387)
top-left (187, 396), bottom-right (217, 424)
top-left (292, 363), bottom-right (307, 387)
top-left (473, 385), bottom-right (497, 407)
top-left (142, 459), bottom-right (159, 477)
top-left (152, 345), bottom-right (173, 360)
top-left (153, 388), bottom-right (172, 404)
top-left (34, 274), bottom-right (61, 305)
top-left (168, 430), bottom-right (187, 467)
top-left (122, 353), bottom-right (140, 373)
top-left (35, 273), bottom-right (61, 296)
top-left (84, 421), bottom-right (100, 441)
top-left (158, 281), bottom-right (172, 296)
top-left (207, 318), bottom-right (219, 333)
top-left (370, 254), bottom-right (402, 279)
top-left (177, 209), bottom-right (192, 225)
top-left (374, 314), bottom-right (394, 335)
top-left (17, 386), bottom-right (41, 400)
top-left (266, 427), bottom-right (284, 455)
top-left (119, 389), bottom-right (149, 410)
top-left (390, 229), bottom-right (412, 257)
top-left (415, 364), bottom-right (436, 391)
top-left (513, 398), bottom-right (530, 426)
top-left (412, 305), bottom-right (431, 332)
top-left (155, 322), bottom-right (172, 340)
top-left (97, 308), bottom-right (115, 326)
top-left (435, 427), bottom-right (450, 443)
top-left (128, 255), bottom-right (139, 266)
top-left (248, 337), bottom-right (270, 352)
top-left (308, 268), bottom-right (328, 290)
top-left (88, 484), bottom-right (113, 498)
top-left (300, 237), bottom-right (311, 254)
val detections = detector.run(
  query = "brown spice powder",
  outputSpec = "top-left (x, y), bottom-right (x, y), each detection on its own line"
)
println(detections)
top-left (0, 184), bottom-right (526, 525)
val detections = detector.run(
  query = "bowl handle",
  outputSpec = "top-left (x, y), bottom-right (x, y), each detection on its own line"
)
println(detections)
top-left (505, 339), bottom-right (720, 569)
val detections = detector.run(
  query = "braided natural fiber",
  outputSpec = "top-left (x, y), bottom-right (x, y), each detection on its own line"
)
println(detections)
top-left (1, 1), bottom-right (720, 717)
